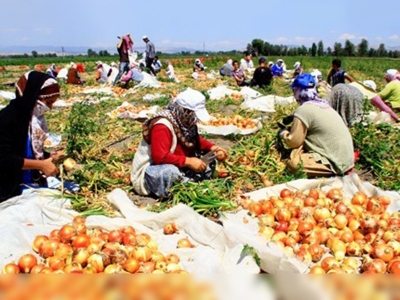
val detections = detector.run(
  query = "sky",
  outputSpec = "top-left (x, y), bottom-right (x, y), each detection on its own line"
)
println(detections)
top-left (1, 0), bottom-right (399, 53)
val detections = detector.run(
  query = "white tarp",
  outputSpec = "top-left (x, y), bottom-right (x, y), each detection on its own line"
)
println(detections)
top-left (82, 87), bottom-right (115, 95)
top-left (53, 97), bottom-right (111, 108)
top-left (0, 90), bottom-right (15, 100)
top-left (207, 86), bottom-right (238, 100)
top-left (56, 68), bottom-right (68, 80)
top-left (349, 81), bottom-right (377, 100)
top-left (198, 119), bottom-right (263, 136)
top-left (240, 87), bottom-right (262, 100)
top-left (143, 93), bottom-right (163, 101)
top-left (106, 102), bottom-right (159, 119)
top-left (135, 72), bottom-right (162, 89)
top-left (240, 95), bottom-right (296, 113)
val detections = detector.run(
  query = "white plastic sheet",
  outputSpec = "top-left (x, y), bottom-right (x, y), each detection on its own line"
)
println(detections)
top-left (135, 72), bottom-right (162, 89)
top-left (53, 96), bottom-right (111, 108)
top-left (82, 87), bottom-right (115, 95)
top-left (143, 93), bottom-right (163, 101)
top-left (207, 86), bottom-right (238, 100)
top-left (240, 87), bottom-right (262, 100)
top-left (0, 188), bottom-right (259, 275)
top-left (0, 90), bottom-right (15, 100)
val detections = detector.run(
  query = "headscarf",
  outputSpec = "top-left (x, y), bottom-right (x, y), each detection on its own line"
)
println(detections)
top-left (122, 35), bottom-right (134, 54)
top-left (293, 87), bottom-right (329, 107)
top-left (15, 71), bottom-right (60, 159)
top-left (386, 69), bottom-right (400, 82)
top-left (227, 59), bottom-right (233, 65)
top-left (143, 101), bottom-right (199, 150)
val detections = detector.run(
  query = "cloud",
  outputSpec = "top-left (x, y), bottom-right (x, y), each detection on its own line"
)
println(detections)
top-left (274, 36), bottom-right (288, 43)
top-left (388, 34), bottom-right (399, 40)
top-left (375, 36), bottom-right (383, 41)
top-left (0, 27), bottom-right (20, 33)
top-left (33, 28), bottom-right (52, 35)
top-left (294, 36), bottom-right (315, 42)
top-left (20, 36), bottom-right (32, 41)
top-left (161, 39), bottom-right (171, 44)
top-left (339, 33), bottom-right (356, 40)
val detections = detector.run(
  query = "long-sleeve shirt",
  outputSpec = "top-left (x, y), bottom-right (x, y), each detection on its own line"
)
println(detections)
top-left (145, 41), bottom-right (156, 59)
top-left (150, 124), bottom-right (214, 168)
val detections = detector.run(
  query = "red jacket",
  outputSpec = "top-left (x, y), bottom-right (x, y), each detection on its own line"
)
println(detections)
top-left (150, 124), bottom-right (214, 168)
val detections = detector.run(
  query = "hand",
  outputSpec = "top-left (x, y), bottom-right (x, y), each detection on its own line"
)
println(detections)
top-left (185, 157), bottom-right (206, 173)
top-left (282, 114), bottom-right (294, 125)
top-left (51, 151), bottom-right (65, 162)
top-left (279, 128), bottom-right (289, 139)
top-left (40, 158), bottom-right (59, 177)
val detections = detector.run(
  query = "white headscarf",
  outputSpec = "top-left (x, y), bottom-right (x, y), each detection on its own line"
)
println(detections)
top-left (386, 69), bottom-right (400, 82)
top-left (293, 87), bottom-right (329, 106)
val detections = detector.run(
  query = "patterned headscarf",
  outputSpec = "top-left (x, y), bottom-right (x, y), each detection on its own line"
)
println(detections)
top-left (293, 87), bottom-right (329, 107)
top-left (15, 71), bottom-right (60, 159)
top-left (143, 101), bottom-right (199, 149)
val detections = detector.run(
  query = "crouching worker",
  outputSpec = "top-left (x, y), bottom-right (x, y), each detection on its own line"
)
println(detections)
top-left (279, 73), bottom-right (354, 178)
top-left (131, 89), bottom-right (227, 198)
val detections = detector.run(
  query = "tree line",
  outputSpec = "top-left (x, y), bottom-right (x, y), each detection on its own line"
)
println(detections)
top-left (248, 39), bottom-right (400, 58)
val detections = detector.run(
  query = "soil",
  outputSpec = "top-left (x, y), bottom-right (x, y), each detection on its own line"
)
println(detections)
top-left (207, 138), bottom-right (236, 150)
top-left (128, 193), bottom-right (158, 208)
top-left (353, 168), bottom-right (376, 183)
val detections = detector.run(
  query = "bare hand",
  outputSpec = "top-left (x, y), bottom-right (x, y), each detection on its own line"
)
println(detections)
top-left (185, 157), bottom-right (206, 173)
top-left (211, 146), bottom-right (228, 161)
top-left (40, 158), bottom-right (59, 177)
top-left (51, 151), bottom-right (65, 162)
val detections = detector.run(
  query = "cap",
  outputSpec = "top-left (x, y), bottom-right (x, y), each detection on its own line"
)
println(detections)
top-left (259, 57), bottom-right (266, 63)
top-left (142, 35), bottom-right (148, 40)
top-left (386, 69), bottom-right (398, 76)
top-left (268, 61), bottom-right (274, 66)
top-left (363, 80), bottom-right (377, 91)
top-left (290, 73), bottom-right (316, 89)
top-left (95, 61), bottom-right (102, 65)
top-left (294, 61), bottom-right (301, 67)
top-left (174, 88), bottom-right (210, 122)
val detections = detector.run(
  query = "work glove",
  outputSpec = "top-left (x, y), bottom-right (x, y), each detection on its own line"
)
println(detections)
top-left (282, 114), bottom-right (294, 125)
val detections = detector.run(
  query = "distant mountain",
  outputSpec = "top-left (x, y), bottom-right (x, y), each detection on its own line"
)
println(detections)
top-left (0, 45), bottom-right (199, 55)
top-left (387, 46), bottom-right (400, 51)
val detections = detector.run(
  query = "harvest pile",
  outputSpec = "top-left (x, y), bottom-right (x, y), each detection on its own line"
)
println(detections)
top-left (108, 104), bottom-right (153, 118)
top-left (242, 187), bottom-right (400, 274)
top-left (202, 115), bottom-right (257, 129)
top-left (2, 216), bottom-right (189, 274)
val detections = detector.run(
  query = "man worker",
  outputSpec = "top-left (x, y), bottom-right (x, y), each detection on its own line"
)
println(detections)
top-left (143, 35), bottom-right (156, 76)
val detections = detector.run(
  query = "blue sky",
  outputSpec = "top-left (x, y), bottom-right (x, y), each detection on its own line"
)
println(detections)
top-left (1, 0), bottom-right (399, 52)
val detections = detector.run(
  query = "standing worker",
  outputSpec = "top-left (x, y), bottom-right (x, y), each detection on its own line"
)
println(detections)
top-left (113, 34), bottom-right (134, 85)
top-left (143, 35), bottom-right (156, 76)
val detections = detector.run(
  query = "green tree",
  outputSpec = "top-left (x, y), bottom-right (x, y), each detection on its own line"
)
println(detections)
top-left (333, 42), bottom-right (343, 56)
top-left (99, 50), bottom-right (110, 57)
top-left (317, 41), bottom-right (324, 56)
top-left (31, 50), bottom-right (38, 58)
top-left (327, 47), bottom-right (332, 56)
top-left (357, 39), bottom-right (369, 57)
top-left (311, 43), bottom-right (317, 57)
top-left (377, 43), bottom-right (387, 57)
top-left (87, 48), bottom-right (97, 57)
top-left (251, 39), bottom-right (265, 56)
top-left (344, 40), bottom-right (355, 56)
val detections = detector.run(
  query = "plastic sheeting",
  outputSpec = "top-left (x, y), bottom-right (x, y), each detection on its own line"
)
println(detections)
top-left (241, 95), bottom-right (296, 113)
top-left (106, 102), bottom-right (159, 119)
top-left (198, 119), bottom-right (263, 136)
top-left (0, 90), bottom-right (15, 100)
top-left (207, 86), bottom-right (238, 100)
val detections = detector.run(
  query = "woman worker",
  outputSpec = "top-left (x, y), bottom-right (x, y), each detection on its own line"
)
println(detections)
top-left (279, 73), bottom-right (354, 178)
top-left (0, 71), bottom-right (61, 202)
top-left (131, 89), bottom-right (227, 198)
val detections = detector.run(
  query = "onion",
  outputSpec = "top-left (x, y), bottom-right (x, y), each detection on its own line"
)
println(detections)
top-left (122, 233), bottom-right (137, 246)
top-left (87, 243), bottom-right (102, 255)
top-left (282, 196), bottom-right (294, 205)
top-left (378, 195), bottom-right (391, 207)
top-left (249, 202), bottom-right (263, 217)
top-left (308, 189), bottom-right (320, 200)
top-left (165, 254), bottom-right (180, 264)
top-left (329, 238), bottom-right (346, 261)
top-left (18, 254), bottom-right (37, 273)
top-left (258, 214), bottom-right (275, 227)
top-left (47, 256), bottom-right (65, 271)
top-left (388, 259), bottom-right (400, 274)
top-left (339, 231), bottom-right (353, 243)
top-left (104, 264), bottom-right (123, 274)
top-left (314, 207), bottom-right (331, 223)
top-left (298, 220), bottom-right (314, 236)
top-left (30, 263), bottom-right (45, 274)
top-left (177, 238), bottom-right (194, 248)
top-left (2, 263), bottom-right (20, 274)
top-left (58, 225), bottom-right (76, 243)
top-left (346, 241), bottom-right (362, 256)
top-left (39, 239), bottom-right (59, 258)
top-left (372, 244), bottom-right (394, 263)
top-left (259, 226), bottom-right (274, 239)
top-left (295, 249), bottom-right (312, 263)
top-left (32, 235), bottom-right (49, 253)
top-left (334, 214), bottom-right (348, 230)
top-left (39, 267), bottom-right (54, 274)
top-left (287, 218), bottom-right (299, 231)
top-left (351, 192), bottom-right (367, 206)
top-left (82, 265), bottom-right (97, 274)
top-left (73, 248), bottom-right (90, 267)
top-left (342, 257), bottom-right (359, 271)
top-left (63, 157), bottom-right (76, 171)
top-left (150, 251), bottom-right (165, 263)
top-left (87, 253), bottom-right (106, 273)
top-left (348, 219), bottom-right (361, 232)
top-left (55, 243), bottom-right (73, 261)
top-left (119, 225), bottom-right (136, 235)
top-left (309, 266), bottom-right (325, 274)
top-left (72, 215), bottom-right (86, 226)
top-left (155, 260), bottom-right (167, 271)
top-left (136, 233), bottom-right (151, 247)
top-left (287, 230), bottom-right (301, 243)
top-left (49, 229), bottom-right (59, 240)
top-left (280, 188), bottom-right (293, 198)
top-left (139, 261), bottom-right (156, 274)
top-left (366, 198), bottom-right (384, 215)
top-left (321, 256), bottom-right (340, 272)
top-left (335, 202), bottom-right (348, 215)
top-left (276, 208), bottom-right (291, 222)
top-left (363, 258), bottom-right (386, 274)
top-left (108, 230), bottom-right (122, 243)
top-left (133, 246), bottom-right (152, 262)
top-left (326, 188), bottom-right (342, 201)
top-left (274, 221), bottom-right (288, 233)
top-left (361, 217), bottom-right (379, 234)
top-left (163, 223), bottom-right (179, 235)
top-left (386, 240), bottom-right (400, 256)
top-left (72, 234), bottom-right (90, 249)
top-left (271, 232), bottom-right (287, 243)
top-left (284, 236), bottom-right (297, 248)
top-left (165, 263), bottom-right (181, 274)
top-left (308, 244), bottom-right (325, 262)
top-left (317, 228), bottom-right (331, 244)
top-left (261, 200), bottom-right (273, 214)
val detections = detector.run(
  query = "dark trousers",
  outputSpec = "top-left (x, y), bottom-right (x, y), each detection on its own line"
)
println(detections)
top-left (145, 57), bottom-right (156, 76)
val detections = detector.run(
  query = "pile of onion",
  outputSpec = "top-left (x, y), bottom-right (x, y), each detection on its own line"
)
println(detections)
top-left (2, 216), bottom-right (188, 274)
top-left (245, 188), bottom-right (399, 274)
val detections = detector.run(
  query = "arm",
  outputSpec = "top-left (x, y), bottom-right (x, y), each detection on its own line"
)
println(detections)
top-left (345, 73), bottom-right (354, 83)
top-left (327, 69), bottom-right (333, 85)
top-left (280, 117), bottom-right (307, 149)
top-left (117, 37), bottom-right (123, 49)
top-left (22, 157), bottom-right (58, 176)
top-left (199, 136), bottom-right (214, 152)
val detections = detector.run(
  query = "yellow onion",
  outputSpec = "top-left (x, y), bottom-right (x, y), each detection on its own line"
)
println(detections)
top-left (2, 263), bottom-right (20, 274)
top-left (87, 253), bottom-right (106, 273)
top-left (165, 254), bottom-right (180, 264)
top-left (104, 264), bottom-right (123, 274)
top-left (163, 223), bottom-right (178, 235)
top-left (32, 235), bottom-right (49, 253)
top-left (150, 251), bottom-right (165, 262)
top-left (321, 256), bottom-right (340, 272)
top-left (346, 241), bottom-right (362, 257)
top-left (342, 257), bottom-right (360, 271)
top-left (334, 214), bottom-right (348, 230)
top-left (372, 244), bottom-right (394, 263)
top-left (329, 238), bottom-right (346, 261)
top-left (63, 262), bottom-right (82, 274)
top-left (165, 263), bottom-right (181, 274)
top-left (309, 265), bottom-right (326, 274)
top-left (177, 238), bottom-right (195, 248)
top-left (155, 260), bottom-right (167, 271)
top-left (47, 256), bottom-right (65, 271)
top-left (308, 244), bottom-right (325, 262)
top-left (18, 254), bottom-right (37, 273)
top-left (133, 246), bottom-right (152, 262)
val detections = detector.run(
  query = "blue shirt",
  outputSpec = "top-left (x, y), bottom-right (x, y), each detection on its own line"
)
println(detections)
top-left (271, 64), bottom-right (283, 76)
top-left (131, 69), bottom-right (144, 82)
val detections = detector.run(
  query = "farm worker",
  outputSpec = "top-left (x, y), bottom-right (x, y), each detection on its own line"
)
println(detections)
top-left (165, 60), bottom-right (180, 83)
top-left (107, 62), bottom-right (119, 84)
top-left (232, 60), bottom-right (251, 86)
top-left (193, 59), bottom-right (205, 72)
top-left (0, 71), bottom-right (61, 202)
top-left (250, 57), bottom-right (273, 88)
top-left (271, 59), bottom-right (285, 77)
top-left (311, 69), bottom-right (332, 99)
top-left (113, 34), bottom-right (134, 85)
top-left (219, 59), bottom-right (234, 77)
top-left (240, 51), bottom-right (254, 73)
top-left (293, 61), bottom-right (303, 78)
top-left (46, 64), bottom-right (58, 78)
top-left (143, 35), bottom-right (156, 76)
top-left (95, 62), bottom-right (109, 84)
top-left (279, 73), bottom-right (354, 178)
top-left (268, 61), bottom-right (274, 68)
top-left (369, 69), bottom-right (400, 121)
top-left (152, 56), bottom-right (162, 73)
top-left (328, 84), bottom-right (364, 127)
top-left (131, 88), bottom-right (227, 198)
top-left (120, 63), bottom-right (144, 85)
top-left (66, 62), bottom-right (85, 85)
top-left (327, 59), bottom-right (354, 87)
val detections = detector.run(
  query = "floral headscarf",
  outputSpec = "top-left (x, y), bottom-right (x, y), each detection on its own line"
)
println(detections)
top-left (293, 87), bottom-right (329, 107)
top-left (143, 101), bottom-right (199, 150)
